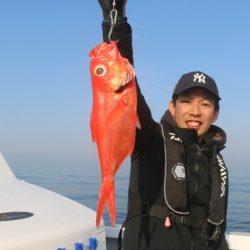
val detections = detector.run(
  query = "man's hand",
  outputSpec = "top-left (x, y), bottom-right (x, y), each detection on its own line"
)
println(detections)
top-left (98, 0), bottom-right (127, 19)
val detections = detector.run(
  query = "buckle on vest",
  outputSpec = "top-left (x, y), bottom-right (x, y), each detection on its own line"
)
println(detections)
top-left (201, 223), bottom-right (221, 241)
top-left (169, 213), bottom-right (188, 225)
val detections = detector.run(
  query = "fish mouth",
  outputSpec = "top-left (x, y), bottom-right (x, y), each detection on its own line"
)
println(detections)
top-left (121, 65), bottom-right (135, 86)
top-left (112, 64), bottom-right (135, 92)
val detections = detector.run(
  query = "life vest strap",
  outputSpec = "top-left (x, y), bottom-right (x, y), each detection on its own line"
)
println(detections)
top-left (126, 203), bottom-right (221, 241)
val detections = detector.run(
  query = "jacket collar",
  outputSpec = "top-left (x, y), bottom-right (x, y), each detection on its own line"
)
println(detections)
top-left (160, 110), bottom-right (226, 149)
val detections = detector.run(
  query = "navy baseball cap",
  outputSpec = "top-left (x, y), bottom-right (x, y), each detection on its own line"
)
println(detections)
top-left (172, 71), bottom-right (221, 100)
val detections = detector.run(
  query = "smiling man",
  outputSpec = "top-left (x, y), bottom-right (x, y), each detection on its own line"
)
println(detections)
top-left (97, 1), bottom-right (229, 249)
top-left (169, 71), bottom-right (220, 138)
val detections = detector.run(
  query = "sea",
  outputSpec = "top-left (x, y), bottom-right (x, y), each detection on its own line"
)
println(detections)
top-left (13, 159), bottom-right (250, 233)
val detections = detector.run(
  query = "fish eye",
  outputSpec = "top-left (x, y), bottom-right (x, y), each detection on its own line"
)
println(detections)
top-left (94, 64), bottom-right (107, 77)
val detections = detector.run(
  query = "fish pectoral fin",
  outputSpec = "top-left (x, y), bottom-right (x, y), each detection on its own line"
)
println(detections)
top-left (136, 114), bottom-right (141, 129)
top-left (122, 96), bottom-right (128, 106)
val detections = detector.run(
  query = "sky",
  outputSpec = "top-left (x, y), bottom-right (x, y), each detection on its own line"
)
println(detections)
top-left (1, 0), bottom-right (250, 178)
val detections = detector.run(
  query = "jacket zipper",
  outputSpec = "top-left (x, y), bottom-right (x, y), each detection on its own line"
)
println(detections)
top-left (190, 147), bottom-right (202, 204)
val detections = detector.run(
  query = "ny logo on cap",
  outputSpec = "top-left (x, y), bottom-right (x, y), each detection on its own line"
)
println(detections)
top-left (193, 73), bottom-right (206, 84)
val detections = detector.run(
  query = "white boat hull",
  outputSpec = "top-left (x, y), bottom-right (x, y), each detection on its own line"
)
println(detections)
top-left (0, 153), bottom-right (106, 250)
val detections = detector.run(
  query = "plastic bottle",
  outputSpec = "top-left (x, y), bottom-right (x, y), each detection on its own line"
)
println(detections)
top-left (89, 237), bottom-right (97, 250)
top-left (75, 242), bottom-right (84, 250)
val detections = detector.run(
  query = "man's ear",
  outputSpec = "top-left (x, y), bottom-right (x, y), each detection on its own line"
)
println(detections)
top-left (212, 111), bottom-right (219, 123)
top-left (169, 100), bottom-right (175, 117)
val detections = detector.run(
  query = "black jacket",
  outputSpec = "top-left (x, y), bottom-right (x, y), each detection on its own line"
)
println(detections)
top-left (102, 18), bottom-right (229, 250)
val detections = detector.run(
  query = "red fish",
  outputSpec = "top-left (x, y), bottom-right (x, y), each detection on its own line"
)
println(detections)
top-left (89, 41), bottom-right (138, 227)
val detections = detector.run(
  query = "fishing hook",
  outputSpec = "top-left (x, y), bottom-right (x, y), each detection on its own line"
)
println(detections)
top-left (108, 0), bottom-right (118, 43)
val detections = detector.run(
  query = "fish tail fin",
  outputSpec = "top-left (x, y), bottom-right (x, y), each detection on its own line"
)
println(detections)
top-left (108, 182), bottom-right (116, 226)
top-left (96, 182), bottom-right (107, 227)
top-left (96, 178), bottom-right (116, 227)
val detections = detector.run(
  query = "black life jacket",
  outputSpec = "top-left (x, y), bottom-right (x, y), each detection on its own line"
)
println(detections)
top-left (159, 122), bottom-right (228, 228)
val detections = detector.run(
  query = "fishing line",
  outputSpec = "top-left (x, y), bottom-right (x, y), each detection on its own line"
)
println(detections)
top-left (108, 0), bottom-right (117, 42)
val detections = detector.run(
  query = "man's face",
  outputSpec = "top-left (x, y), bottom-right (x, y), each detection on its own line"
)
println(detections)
top-left (169, 88), bottom-right (219, 137)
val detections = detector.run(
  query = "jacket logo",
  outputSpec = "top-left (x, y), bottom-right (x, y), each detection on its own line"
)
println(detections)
top-left (171, 163), bottom-right (186, 180)
top-left (217, 154), bottom-right (227, 197)
top-left (169, 132), bottom-right (182, 143)
top-left (193, 73), bottom-right (206, 84)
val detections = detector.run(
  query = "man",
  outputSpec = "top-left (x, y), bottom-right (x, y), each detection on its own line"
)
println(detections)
top-left (97, 1), bottom-right (229, 249)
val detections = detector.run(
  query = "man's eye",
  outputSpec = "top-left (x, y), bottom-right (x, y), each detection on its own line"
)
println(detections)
top-left (94, 64), bottom-right (107, 76)
top-left (180, 99), bottom-right (190, 103)
top-left (202, 102), bottom-right (212, 107)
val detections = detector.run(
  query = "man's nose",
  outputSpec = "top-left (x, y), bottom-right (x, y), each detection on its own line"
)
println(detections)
top-left (190, 102), bottom-right (201, 116)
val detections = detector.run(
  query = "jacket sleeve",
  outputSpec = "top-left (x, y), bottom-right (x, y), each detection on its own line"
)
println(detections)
top-left (101, 18), bottom-right (156, 152)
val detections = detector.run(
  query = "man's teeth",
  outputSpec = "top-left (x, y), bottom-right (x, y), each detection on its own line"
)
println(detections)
top-left (187, 121), bottom-right (200, 127)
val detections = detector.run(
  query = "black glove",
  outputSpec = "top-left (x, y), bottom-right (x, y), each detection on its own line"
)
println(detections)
top-left (98, 0), bottom-right (127, 20)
